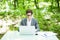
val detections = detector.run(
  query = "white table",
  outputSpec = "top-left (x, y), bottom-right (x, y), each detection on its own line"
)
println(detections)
top-left (1, 31), bottom-right (59, 40)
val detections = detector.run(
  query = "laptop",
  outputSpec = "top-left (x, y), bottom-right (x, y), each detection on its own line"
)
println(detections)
top-left (19, 26), bottom-right (36, 35)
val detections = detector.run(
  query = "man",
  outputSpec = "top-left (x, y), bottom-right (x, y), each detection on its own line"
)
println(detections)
top-left (20, 9), bottom-right (40, 32)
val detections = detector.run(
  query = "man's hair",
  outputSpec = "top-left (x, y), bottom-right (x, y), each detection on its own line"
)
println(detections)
top-left (26, 9), bottom-right (33, 15)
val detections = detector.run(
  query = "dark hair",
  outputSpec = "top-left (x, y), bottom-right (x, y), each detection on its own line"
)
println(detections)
top-left (26, 9), bottom-right (33, 15)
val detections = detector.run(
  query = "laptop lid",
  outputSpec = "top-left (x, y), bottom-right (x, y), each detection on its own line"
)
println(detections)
top-left (19, 26), bottom-right (36, 35)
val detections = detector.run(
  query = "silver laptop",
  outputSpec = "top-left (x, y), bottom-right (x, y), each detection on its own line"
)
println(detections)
top-left (19, 26), bottom-right (36, 35)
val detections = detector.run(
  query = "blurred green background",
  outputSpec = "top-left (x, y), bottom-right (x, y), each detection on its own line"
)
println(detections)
top-left (0, 0), bottom-right (60, 40)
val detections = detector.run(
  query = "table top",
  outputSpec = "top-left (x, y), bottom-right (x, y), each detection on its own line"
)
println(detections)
top-left (1, 31), bottom-right (59, 40)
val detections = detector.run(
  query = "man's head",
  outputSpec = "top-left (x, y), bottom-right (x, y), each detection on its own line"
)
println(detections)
top-left (26, 9), bottom-right (33, 19)
top-left (26, 9), bottom-right (33, 16)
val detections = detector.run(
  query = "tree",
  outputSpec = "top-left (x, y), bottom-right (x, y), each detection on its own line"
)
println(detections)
top-left (56, 0), bottom-right (59, 8)
top-left (14, 0), bottom-right (18, 9)
top-left (34, 0), bottom-right (39, 9)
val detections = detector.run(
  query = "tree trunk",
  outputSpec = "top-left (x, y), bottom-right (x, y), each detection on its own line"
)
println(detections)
top-left (57, 0), bottom-right (59, 8)
top-left (23, 0), bottom-right (25, 9)
top-left (51, 0), bottom-right (53, 11)
top-left (34, 0), bottom-right (39, 9)
top-left (14, 0), bottom-right (18, 9)
top-left (56, 0), bottom-right (59, 8)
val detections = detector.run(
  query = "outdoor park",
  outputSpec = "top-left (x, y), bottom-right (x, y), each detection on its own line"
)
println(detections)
top-left (0, 0), bottom-right (60, 40)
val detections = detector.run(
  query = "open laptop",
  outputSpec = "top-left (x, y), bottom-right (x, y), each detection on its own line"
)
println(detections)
top-left (19, 26), bottom-right (36, 35)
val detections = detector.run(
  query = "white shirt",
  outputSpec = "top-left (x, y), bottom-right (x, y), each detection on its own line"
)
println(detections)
top-left (27, 19), bottom-right (32, 26)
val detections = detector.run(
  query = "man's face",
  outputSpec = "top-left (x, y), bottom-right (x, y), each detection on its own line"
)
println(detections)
top-left (27, 13), bottom-right (32, 18)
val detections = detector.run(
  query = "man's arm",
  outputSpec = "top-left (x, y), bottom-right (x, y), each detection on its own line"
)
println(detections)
top-left (20, 18), bottom-right (27, 26)
top-left (20, 20), bottom-right (23, 26)
top-left (35, 20), bottom-right (40, 32)
top-left (20, 19), bottom-right (25, 26)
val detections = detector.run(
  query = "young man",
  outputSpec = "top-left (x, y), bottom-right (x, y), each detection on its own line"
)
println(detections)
top-left (20, 9), bottom-right (40, 32)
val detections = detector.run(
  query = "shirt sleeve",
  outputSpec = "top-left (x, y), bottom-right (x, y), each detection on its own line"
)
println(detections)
top-left (35, 20), bottom-right (40, 32)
